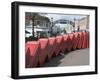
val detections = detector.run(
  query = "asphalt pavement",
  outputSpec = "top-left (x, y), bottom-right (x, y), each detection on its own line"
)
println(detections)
top-left (42, 48), bottom-right (89, 67)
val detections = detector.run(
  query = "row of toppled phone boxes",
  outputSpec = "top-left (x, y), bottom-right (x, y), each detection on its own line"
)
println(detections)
top-left (25, 31), bottom-right (89, 68)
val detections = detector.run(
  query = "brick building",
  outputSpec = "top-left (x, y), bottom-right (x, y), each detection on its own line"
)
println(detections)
top-left (74, 15), bottom-right (89, 31)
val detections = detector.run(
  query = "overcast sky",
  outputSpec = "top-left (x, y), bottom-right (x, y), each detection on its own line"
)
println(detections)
top-left (40, 13), bottom-right (87, 21)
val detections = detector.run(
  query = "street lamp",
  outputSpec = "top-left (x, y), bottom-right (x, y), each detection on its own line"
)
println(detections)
top-left (77, 19), bottom-right (80, 32)
top-left (32, 13), bottom-right (38, 37)
top-left (51, 17), bottom-right (53, 36)
top-left (74, 18), bottom-right (76, 32)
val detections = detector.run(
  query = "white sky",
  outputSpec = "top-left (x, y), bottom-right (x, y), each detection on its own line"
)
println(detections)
top-left (40, 13), bottom-right (87, 21)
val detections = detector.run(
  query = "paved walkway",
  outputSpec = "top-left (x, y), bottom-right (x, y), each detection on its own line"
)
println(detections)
top-left (42, 48), bottom-right (89, 67)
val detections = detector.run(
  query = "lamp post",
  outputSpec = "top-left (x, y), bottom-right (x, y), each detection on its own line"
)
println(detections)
top-left (32, 16), bottom-right (35, 37)
top-left (74, 18), bottom-right (76, 32)
top-left (77, 19), bottom-right (80, 32)
top-left (51, 17), bottom-right (53, 36)
top-left (32, 13), bottom-right (38, 37)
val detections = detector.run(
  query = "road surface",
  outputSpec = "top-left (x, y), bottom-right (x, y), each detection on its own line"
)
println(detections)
top-left (42, 48), bottom-right (89, 67)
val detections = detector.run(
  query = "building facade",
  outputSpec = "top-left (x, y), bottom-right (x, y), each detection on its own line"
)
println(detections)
top-left (53, 19), bottom-right (74, 34)
top-left (74, 15), bottom-right (89, 31)
top-left (25, 13), bottom-right (51, 38)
